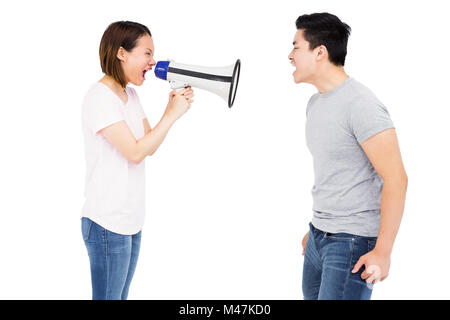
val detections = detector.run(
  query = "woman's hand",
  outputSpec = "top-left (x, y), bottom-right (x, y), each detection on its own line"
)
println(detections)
top-left (163, 87), bottom-right (194, 122)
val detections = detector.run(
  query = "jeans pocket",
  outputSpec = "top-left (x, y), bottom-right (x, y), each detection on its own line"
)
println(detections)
top-left (367, 239), bottom-right (377, 252)
top-left (81, 217), bottom-right (93, 241)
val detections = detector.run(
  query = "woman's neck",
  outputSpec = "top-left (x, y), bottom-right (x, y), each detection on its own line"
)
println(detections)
top-left (99, 75), bottom-right (126, 93)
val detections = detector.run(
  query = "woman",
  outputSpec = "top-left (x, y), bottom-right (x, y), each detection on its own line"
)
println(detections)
top-left (80, 21), bottom-right (194, 300)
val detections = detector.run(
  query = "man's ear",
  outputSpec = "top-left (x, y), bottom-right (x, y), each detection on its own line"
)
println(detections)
top-left (316, 45), bottom-right (328, 62)
top-left (116, 46), bottom-right (127, 62)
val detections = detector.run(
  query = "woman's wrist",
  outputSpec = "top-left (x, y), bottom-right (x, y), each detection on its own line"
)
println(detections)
top-left (160, 113), bottom-right (176, 128)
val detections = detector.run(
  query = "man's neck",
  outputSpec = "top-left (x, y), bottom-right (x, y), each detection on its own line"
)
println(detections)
top-left (312, 66), bottom-right (349, 94)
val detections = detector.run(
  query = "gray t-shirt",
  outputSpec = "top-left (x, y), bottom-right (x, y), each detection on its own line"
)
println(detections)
top-left (305, 77), bottom-right (394, 237)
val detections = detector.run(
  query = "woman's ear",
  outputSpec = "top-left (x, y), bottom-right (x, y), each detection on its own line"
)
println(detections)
top-left (116, 46), bottom-right (127, 63)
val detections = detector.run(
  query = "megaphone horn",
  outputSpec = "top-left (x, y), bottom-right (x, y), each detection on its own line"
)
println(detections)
top-left (154, 59), bottom-right (241, 108)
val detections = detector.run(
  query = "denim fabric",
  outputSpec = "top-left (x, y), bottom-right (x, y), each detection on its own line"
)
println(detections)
top-left (302, 222), bottom-right (377, 300)
top-left (81, 217), bottom-right (141, 300)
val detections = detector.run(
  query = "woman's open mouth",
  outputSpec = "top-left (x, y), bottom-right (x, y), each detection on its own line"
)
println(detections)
top-left (142, 68), bottom-right (152, 80)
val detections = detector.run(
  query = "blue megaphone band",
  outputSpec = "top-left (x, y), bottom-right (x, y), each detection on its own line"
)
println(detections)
top-left (154, 61), bottom-right (171, 80)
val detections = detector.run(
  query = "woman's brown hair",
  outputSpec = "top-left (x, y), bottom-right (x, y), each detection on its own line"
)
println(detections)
top-left (99, 21), bottom-right (152, 88)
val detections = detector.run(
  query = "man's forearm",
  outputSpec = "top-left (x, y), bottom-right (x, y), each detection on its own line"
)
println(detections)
top-left (375, 174), bottom-right (408, 255)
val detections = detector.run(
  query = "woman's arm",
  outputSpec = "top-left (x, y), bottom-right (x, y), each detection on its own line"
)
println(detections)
top-left (99, 88), bottom-right (194, 164)
top-left (143, 118), bottom-right (152, 134)
top-left (100, 116), bottom-right (175, 164)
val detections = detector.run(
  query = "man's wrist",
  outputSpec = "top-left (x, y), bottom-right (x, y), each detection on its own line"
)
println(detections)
top-left (374, 243), bottom-right (392, 256)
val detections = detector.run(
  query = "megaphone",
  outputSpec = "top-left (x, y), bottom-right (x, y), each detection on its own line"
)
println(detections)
top-left (154, 59), bottom-right (241, 108)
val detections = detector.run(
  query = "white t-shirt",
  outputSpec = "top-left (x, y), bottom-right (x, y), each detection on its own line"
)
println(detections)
top-left (81, 82), bottom-right (147, 235)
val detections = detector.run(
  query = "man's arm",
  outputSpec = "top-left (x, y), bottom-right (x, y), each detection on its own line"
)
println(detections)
top-left (352, 128), bottom-right (408, 281)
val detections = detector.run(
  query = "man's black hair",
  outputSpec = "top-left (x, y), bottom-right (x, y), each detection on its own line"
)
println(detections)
top-left (296, 13), bottom-right (351, 66)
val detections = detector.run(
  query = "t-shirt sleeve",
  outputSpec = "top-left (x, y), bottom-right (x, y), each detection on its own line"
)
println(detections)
top-left (137, 99), bottom-right (147, 120)
top-left (129, 87), bottom-right (147, 120)
top-left (350, 97), bottom-right (395, 144)
top-left (84, 92), bottom-right (124, 135)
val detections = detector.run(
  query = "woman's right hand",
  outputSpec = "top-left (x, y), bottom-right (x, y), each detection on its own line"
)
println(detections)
top-left (163, 87), bottom-right (194, 122)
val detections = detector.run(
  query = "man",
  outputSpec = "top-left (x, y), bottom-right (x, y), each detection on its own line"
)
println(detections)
top-left (288, 12), bottom-right (408, 300)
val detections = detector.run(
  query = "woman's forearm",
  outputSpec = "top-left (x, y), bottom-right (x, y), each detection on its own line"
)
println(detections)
top-left (135, 115), bottom-right (175, 163)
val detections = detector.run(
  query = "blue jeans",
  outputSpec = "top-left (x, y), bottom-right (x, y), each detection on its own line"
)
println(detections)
top-left (81, 217), bottom-right (142, 300)
top-left (302, 222), bottom-right (377, 300)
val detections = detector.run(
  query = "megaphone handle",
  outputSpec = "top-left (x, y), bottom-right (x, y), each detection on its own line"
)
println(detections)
top-left (169, 80), bottom-right (188, 91)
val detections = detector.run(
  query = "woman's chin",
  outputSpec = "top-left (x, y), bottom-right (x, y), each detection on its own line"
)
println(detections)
top-left (130, 79), bottom-right (144, 86)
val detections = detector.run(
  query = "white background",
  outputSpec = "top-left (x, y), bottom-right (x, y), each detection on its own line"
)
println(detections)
top-left (0, 0), bottom-right (449, 299)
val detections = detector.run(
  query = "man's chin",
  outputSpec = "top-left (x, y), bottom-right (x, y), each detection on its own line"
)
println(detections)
top-left (292, 72), bottom-right (303, 84)
top-left (293, 76), bottom-right (303, 84)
